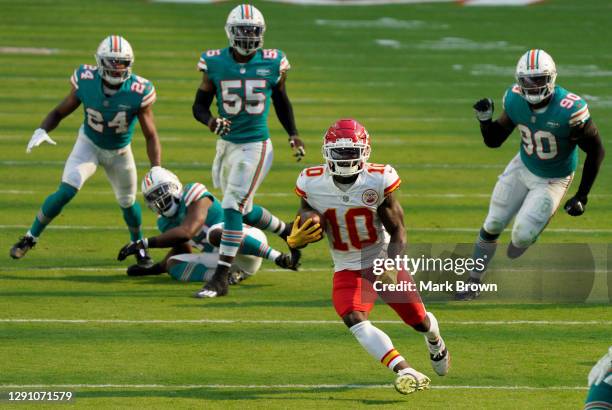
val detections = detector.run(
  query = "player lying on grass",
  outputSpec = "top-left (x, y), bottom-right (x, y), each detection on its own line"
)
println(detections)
top-left (288, 119), bottom-right (450, 395)
top-left (192, 4), bottom-right (305, 298)
top-left (117, 167), bottom-right (300, 285)
top-left (584, 347), bottom-right (612, 409)
top-left (10, 35), bottom-right (161, 268)
top-left (457, 49), bottom-right (605, 301)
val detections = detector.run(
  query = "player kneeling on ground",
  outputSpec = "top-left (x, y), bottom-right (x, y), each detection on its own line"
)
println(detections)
top-left (10, 35), bottom-right (162, 267)
top-left (117, 167), bottom-right (300, 285)
top-left (458, 49), bottom-right (605, 301)
top-left (288, 119), bottom-right (450, 395)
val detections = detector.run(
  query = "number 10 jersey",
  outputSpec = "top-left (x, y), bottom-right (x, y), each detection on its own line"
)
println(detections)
top-left (295, 164), bottom-right (402, 272)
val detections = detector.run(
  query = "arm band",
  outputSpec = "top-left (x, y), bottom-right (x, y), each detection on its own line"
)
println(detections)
top-left (271, 85), bottom-right (298, 136)
top-left (575, 120), bottom-right (605, 198)
top-left (192, 88), bottom-right (215, 126)
top-left (479, 120), bottom-right (513, 148)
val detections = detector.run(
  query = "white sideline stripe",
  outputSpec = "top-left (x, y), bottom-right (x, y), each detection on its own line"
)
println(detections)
top-left (0, 383), bottom-right (588, 391)
top-left (2, 224), bottom-right (611, 233)
top-left (0, 319), bottom-right (608, 326)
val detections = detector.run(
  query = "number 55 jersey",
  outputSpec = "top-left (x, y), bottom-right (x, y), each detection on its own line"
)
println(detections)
top-left (197, 47), bottom-right (290, 144)
top-left (295, 163), bottom-right (402, 272)
top-left (503, 84), bottom-right (590, 178)
top-left (70, 64), bottom-right (156, 150)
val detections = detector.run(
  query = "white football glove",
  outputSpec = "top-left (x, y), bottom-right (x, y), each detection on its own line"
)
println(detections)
top-left (26, 128), bottom-right (56, 153)
top-left (473, 98), bottom-right (494, 122)
top-left (210, 117), bottom-right (231, 137)
top-left (588, 347), bottom-right (612, 387)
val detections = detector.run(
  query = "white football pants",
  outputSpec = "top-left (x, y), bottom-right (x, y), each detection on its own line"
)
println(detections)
top-left (62, 126), bottom-right (137, 208)
top-left (483, 154), bottom-right (573, 247)
top-left (212, 138), bottom-right (273, 214)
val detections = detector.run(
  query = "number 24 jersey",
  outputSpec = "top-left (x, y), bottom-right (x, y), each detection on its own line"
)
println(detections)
top-left (70, 64), bottom-right (156, 150)
top-left (295, 164), bottom-right (401, 272)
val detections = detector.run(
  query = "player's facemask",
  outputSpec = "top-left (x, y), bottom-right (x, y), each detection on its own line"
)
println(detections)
top-left (144, 183), bottom-right (180, 217)
top-left (323, 145), bottom-right (369, 176)
top-left (228, 25), bottom-right (264, 56)
top-left (517, 74), bottom-right (554, 105)
top-left (97, 56), bottom-right (133, 85)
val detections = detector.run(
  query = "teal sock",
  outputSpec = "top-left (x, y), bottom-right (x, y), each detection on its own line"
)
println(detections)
top-left (470, 228), bottom-right (499, 280)
top-left (121, 203), bottom-right (143, 242)
top-left (244, 205), bottom-right (286, 235)
top-left (220, 208), bottom-right (243, 259)
top-left (241, 232), bottom-right (281, 261)
top-left (169, 262), bottom-right (213, 282)
top-left (29, 182), bottom-right (78, 238)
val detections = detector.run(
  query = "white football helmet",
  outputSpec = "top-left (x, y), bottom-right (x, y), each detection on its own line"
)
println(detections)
top-left (95, 35), bottom-right (134, 85)
top-left (142, 167), bottom-right (183, 217)
top-left (515, 49), bottom-right (557, 105)
top-left (225, 4), bottom-right (266, 56)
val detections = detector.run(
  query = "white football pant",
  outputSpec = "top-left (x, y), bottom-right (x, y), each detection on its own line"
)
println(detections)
top-left (62, 126), bottom-right (137, 208)
top-left (483, 154), bottom-right (573, 247)
top-left (212, 138), bottom-right (273, 214)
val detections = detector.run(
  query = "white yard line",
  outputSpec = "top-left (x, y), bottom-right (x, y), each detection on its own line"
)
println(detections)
top-left (3, 189), bottom-right (612, 199)
top-left (0, 319), bottom-right (608, 326)
top-left (2, 224), bottom-right (611, 233)
top-left (0, 383), bottom-right (588, 391)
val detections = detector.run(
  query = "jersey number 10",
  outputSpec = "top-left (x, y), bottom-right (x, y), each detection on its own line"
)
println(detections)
top-left (324, 208), bottom-right (378, 251)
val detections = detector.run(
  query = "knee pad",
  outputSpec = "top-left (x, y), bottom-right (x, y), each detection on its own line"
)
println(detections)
top-left (511, 223), bottom-right (537, 248)
top-left (483, 219), bottom-right (505, 236)
top-left (117, 194), bottom-right (135, 208)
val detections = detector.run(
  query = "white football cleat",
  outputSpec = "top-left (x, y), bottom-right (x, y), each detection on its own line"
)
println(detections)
top-left (426, 337), bottom-right (450, 376)
top-left (394, 369), bottom-right (430, 395)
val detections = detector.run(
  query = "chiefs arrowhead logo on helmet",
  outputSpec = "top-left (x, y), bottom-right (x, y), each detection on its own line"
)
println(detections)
top-left (322, 119), bottom-right (371, 176)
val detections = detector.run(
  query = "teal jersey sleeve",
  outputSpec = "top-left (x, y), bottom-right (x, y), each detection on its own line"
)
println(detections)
top-left (71, 65), bottom-right (155, 150)
top-left (198, 47), bottom-right (290, 143)
top-left (181, 183), bottom-right (224, 229)
top-left (504, 84), bottom-right (582, 178)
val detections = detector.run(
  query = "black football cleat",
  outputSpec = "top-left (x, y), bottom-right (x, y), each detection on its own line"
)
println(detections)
top-left (194, 269), bottom-right (230, 298)
top-left (135, 248), bottom-right (154, 269)
top-left (275, 248), bottom-right (301, 271)
top-left (455, 277), bottom-right (482, 301)
top-left (10, 235), bottom-right (37, 259)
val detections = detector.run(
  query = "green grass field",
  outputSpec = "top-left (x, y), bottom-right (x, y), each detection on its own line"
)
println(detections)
top-left (0, 0), bottom-right (610, 408)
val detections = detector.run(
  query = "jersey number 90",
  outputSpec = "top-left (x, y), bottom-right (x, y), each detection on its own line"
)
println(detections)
top-left (518, 124), bottom-right (558, 160)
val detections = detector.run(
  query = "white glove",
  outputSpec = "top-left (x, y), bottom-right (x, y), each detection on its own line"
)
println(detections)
top-left (210, 117), bottom-right (231, 137)
top-left (588, 347), bottom-right (612, 387)
top-left (473, 98), bottom-right (494, 122)
top-left (26, 128), bottom-right (56, 153)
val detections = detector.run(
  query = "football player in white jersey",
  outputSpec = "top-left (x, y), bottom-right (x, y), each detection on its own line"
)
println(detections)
top-left (288, 119), bottom-right (450, 395)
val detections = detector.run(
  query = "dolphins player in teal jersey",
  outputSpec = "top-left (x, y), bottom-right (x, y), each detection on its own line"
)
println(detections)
top-left (457, 49), bottom-right (605, 300)
top-left (10, 35), bottom-right (162, 267)
top-left (117, 168), bottom-right (300, 283)
top-left (192, 4), bottom-right (304, 298)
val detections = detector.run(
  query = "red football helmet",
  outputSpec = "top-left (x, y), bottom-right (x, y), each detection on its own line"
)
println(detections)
top-left (322, 119), bottom-right (371, 176)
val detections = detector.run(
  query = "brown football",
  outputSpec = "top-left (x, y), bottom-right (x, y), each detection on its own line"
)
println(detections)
top-left (297, 209), bottom-right (326, 241)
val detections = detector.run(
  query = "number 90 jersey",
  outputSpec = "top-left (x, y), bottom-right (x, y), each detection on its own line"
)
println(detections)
top-left (295, 163), bottom-right (402, 272)
top-left (503, 84), bottom-right (590, 178)
top-left (198, 47), bottom-right (290, 144)
top-left (70, 65), bottom-right (156, 150)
